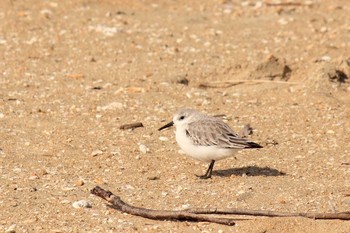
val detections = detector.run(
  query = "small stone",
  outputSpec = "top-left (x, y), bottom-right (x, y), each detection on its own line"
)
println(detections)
top-left (177, 150), bottom-right (186, 155)
top-left (223, 8), bottom-right (232, 14)
top-left (236, 190), bottom-right (245, 195)
top-left (93, 178), bottom-right (106, 184)
top-left (61, 200), bottom-right (70, 204)
top-left (23, 217), bottom-right (38, 224)
top-left (175, 77), bottom-right (189, 85)
top-left (9, 201), bottom-right (18, 207)
top-left (39, 169), bottom-right (48, 176)
top-left (326, 130), bottom-right (335, 134)
top-left (91, 150), bottom-right (103, 157)
top-left (320, 27), bottom-right (328, 33)
top-left (40, 9), bottom-right (52, 18)
top-left (147, 175), bottom-right (160, 180)
top-left (89, 24), bottom-right (119, 36)
top-left (101, 102), bottom-right (124, 111)
top-left (75, 180), bottom-right (85, 186)
top-left (126, 87), bottom-right (145, 93)
top-left (66, 74), bottom-right (84, 79)
top-left (29, 173), bottom-right (39, 180)
top-left (123, 184), bottom-right (135, 190)
top-left (278, 18), bottom-right (288, 25)
top-left (5, 224), bottom-right (16, 233)
top-left (320, 55), bottom-right (331, 62)
top-left (203, 41), bottom-right (211, 47)
top-left (111, 149), bottom-right (121, 156)
top-left (51, 229), bottom-right (63, 233)
top-left (61, 186), bottom-right (76, 191)
top-left (72, 200), bottom-right (92, 209)
top-left (161, 192), bottom-right (168, 197)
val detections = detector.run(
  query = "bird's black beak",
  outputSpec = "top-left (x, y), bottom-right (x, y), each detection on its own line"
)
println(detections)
top-left (158, 121), bottom-right (174, 131)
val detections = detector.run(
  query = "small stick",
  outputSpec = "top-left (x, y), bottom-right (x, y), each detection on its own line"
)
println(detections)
top-left (91, 186), bottom-right (235, 226)
top-left (119, 122), bottom-right (144, 130)
top-left (199, 80), bottom-right (298, 88)
top-left (187, 208), bottom-right (350, 220)
top-left (265, 2), bottom-right (307, 7)
top-left (213, 114), bottom-right (227, 118)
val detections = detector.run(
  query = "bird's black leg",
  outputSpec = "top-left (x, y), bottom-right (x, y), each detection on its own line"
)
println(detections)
top-left (196, 160), bottom-right (215, 179)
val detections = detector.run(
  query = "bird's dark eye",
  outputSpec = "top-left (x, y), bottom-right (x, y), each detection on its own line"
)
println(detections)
top-left (179, 116), bottom-right (185, 120)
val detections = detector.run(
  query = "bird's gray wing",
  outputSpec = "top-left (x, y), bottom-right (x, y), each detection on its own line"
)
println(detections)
top-left (187, 119), bottom-right (256, 149)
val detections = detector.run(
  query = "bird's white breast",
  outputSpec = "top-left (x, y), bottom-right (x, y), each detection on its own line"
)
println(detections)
top-left (175, 128), bottom-right (238, 162)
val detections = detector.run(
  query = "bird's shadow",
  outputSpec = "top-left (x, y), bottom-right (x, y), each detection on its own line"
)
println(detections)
top-left (214, 165), bottom-right (286, 177)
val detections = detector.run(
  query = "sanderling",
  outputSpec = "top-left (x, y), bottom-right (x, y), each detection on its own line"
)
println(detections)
top-left (158, 108), bottom-right (262, 179)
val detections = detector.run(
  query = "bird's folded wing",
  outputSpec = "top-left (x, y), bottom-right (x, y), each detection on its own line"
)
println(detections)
top-left (187, 120), bottom-right (251, 149)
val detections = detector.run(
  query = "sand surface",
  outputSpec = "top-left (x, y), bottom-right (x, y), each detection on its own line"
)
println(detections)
top-left (1, 0), bottom-right (350, 232)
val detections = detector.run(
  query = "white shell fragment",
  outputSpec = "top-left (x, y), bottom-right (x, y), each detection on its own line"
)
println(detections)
top-left (139, 143), bottom-right (149, 154)
top-left (72, 200), bottom-right (92, 209)
top-left (159, 136), bottom-right (169, 141)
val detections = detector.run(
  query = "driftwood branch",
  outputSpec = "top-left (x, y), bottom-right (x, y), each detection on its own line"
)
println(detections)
top-left (91, 186), bottom-right (350, 226)
top-left (199, 80), bottom-right (298, 88)
top-left (91, 186), bottom-right (236, 226)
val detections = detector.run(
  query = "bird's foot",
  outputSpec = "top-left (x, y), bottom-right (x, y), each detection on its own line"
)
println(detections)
top-left (195, 174), bottom-right (212, 179)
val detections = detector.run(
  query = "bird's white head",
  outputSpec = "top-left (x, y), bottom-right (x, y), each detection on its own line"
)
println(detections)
top-left (172, 108), bottom-right (198, 129)
top-left (158, 108), bottom-right (201, 131)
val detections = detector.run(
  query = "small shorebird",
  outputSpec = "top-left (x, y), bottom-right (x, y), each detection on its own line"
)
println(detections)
top-left (159, 108), bottom-right (262, 179)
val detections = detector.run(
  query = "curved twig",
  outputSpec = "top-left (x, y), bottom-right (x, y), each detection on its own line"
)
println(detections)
top-left (91, 186), bottom-right (236, 226)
